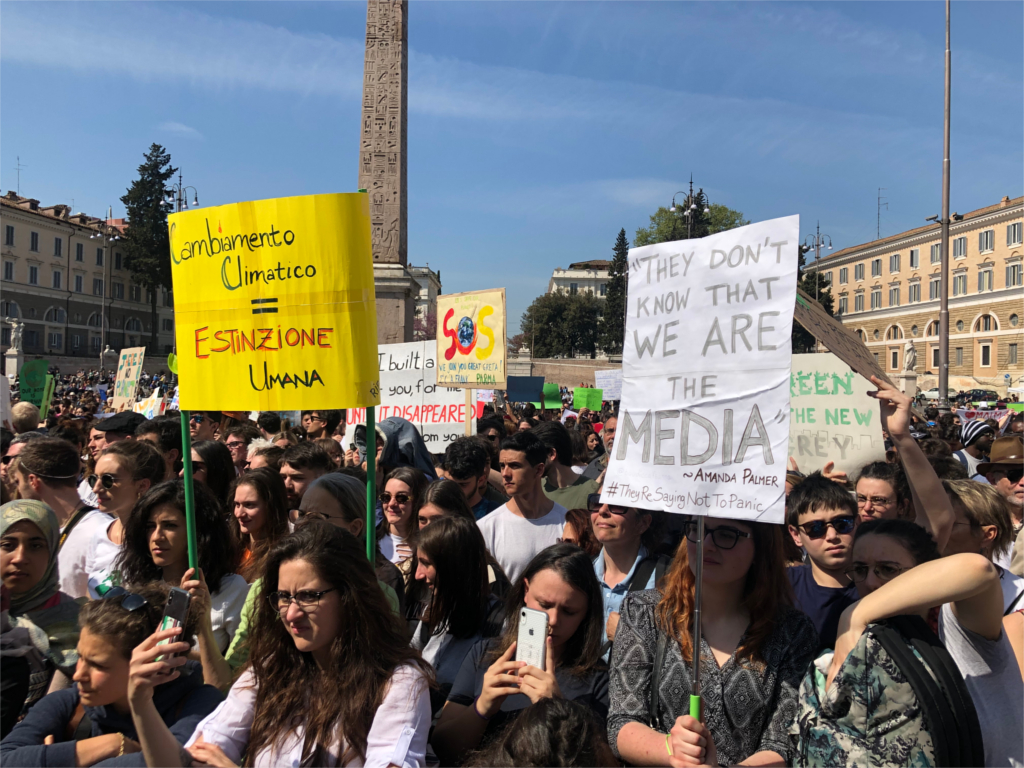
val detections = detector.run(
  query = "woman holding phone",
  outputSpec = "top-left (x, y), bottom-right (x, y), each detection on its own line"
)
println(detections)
top-left (431, 543), bottom-right (607, 765)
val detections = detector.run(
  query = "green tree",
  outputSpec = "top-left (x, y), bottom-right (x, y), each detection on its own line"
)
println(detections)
top-left (521, 291), bottom-right (602, 359)
top-left (634, 195), bottom-right (749, 247)
top-left (120, 144), bottom-right (176, 353)
top-left (792, 244), bottom-right (835, 353)
top-left (598, 228), bottom-right (629, 355)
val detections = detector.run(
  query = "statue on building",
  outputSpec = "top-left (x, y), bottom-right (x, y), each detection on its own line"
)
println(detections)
top-left (903, 339), bottom-right (916, 372)
top-left (5, 318), bottom-right (23, 351)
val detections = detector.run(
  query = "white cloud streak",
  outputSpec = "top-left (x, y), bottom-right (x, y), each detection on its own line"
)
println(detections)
top-left (158, 121), bottom-right (204, 140)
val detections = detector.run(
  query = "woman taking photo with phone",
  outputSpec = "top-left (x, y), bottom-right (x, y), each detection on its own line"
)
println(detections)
top-left (115, 480), bottom-right (246, 691)
top-left (127, 522), bottom-right (432, 768)
top-left (431, 543), bottom-right (608, 765)
top-left (607, 517), bottom-right (817, 767)
top-left (378, 467), bottom-right (428, 567)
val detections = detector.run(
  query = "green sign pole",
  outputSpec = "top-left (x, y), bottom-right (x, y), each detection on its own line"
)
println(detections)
top-left (179, 410), bottom-right (199, 571)
top-left (365, 405), bottom-right (376, 563)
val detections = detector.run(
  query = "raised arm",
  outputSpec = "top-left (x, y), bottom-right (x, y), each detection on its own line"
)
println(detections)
top-left (868, 376), bottom-right (954, 551)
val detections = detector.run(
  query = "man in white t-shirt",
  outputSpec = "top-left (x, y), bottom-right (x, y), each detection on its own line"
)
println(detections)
top-left (10, 436), bottom-right (113, 599)
top-left (478, 430), bottom-right (567, 582)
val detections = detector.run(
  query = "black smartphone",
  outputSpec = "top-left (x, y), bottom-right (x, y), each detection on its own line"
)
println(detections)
top-left (156, 587), bottom-right (191, 660)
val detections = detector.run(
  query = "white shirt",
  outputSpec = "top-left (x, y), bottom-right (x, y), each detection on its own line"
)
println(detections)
top-left (209, 573), bottom-right (251, 653)
top-left (477, 501), bottom-right (567, 582)
top-left (59, 509), bottom-right (113, 600)
top-left (86, 521), bottom-right (123, 598)
top-left (186, 665), bottom-right (431, 767)
top-left (379, 532), bottom-right (412, 565)
top-left (77, 478), bottom-right (99, 509)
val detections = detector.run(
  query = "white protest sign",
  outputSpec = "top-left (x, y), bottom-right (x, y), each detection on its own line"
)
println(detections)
top-left (789, 353), bottom-right (885, 476)
top-left (601, 216), bottom-right (799, 523)
top-left (132, 388), bottom-right (166, 420)
top-left (476, 389), bottom-right (495, 403)
top-left (956, 408), bottom-right (1009, 423)
top-left (346, 341), bottom-right (471, 450)
top-left (594, 369), bottom-right (622, 400)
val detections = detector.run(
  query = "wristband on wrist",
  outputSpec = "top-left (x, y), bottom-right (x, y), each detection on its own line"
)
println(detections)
top-left (472, 696), bottom-right (493, 721)
top-left (665, 733), bottom-right (673, 757)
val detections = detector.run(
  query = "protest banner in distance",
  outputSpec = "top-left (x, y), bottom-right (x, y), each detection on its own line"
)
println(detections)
top-left (112, 347), bottom-right (146, 411)
top-left (346, 341), bottom-right (477, 449)
top-left (594, 369), bottom-right (622, 400)
top-left (476, 390), bottom-right (495, 403)
top-left (601, 216), bottom-right (800, 523)
top-left (39, 376), bottom-right (56, 420)
top-left (18, 359), bottom-right (49, 408)
top-left (168, 193), bottom-right (380, 410)
top-left (956, 408), bottom-right (1009, 423)
top-left (506, 376), bottom-right (544, 404)
top-left (542, 382), bottom-right (561, 410)
top-left (133, 389), bottom-right (167, 419)
top-left (789, 353), bottom-right (885, 476)
top-left (435, 289), bottom-right (506, 388)
top-left (574, 388), bottom-right (603, 411)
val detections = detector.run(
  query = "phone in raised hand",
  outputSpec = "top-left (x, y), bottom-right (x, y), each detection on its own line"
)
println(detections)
top-left (156, 587), bottom-right (191, 661)
top-left (516, 607), bottom-right (549, 671)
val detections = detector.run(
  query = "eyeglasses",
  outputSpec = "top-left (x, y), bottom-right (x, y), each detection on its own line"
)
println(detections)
top-left (103, 586), bottom-right (148, 612)
top-left (88, 473), bottom-right (119, 490)
top-left (225, 441), bottom-right (247, 450)
top-left (190, 415), bottom-right (204, 425)
top-left (586, 493), bottom-right (628, 515)
top-left (795, 515), bottom-right (857, 539)
top-left (845, 562), bottom-right (905, 583)
top-left (683, 521), bottom-right (752, 550)
top-left (267, 588), bottom-right (335, 611)
top-left (856, 495), bottom-right (896, 507)
top-left (0, 455), bottom-right (13, 466)
top-left (995, 466), bottom-right (1024, 484)
top-left (191, 461), bottom-right (207, 473)
top-left (309, 415), bottom-right (324, 423)
top-left (380, 492), bottom-right (410, 505)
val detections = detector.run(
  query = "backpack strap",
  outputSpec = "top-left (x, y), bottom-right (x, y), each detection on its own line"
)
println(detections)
top-left (628, 555), bottom-right (672, 593)
top-left (64, 702), bottom-right (91, 741)
top-left (57, 507), bottom-right (93, 554)
top-left (648, 630), bottom-right (669, 732)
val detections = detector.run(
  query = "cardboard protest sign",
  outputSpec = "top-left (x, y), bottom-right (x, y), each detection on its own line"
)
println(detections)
top-left (601, 216), bottom-right (800, 523)
top-left (542, 382), bottom-right (561, 410)
top-left (1009, 403), bottom-right (1024, 413)
top-left (956, 408), bottom-right (1009, 423)
top-left (0, 377), bottom-right (11, 429)
top-left (346, 341), bottom-right (476, 450)
top-left (112, 347), bottom-right (146, 411)
top-left (39, 375), bottom-right (56, 420)
top-left (594, 369), bottom-right (622, 400)
top-left (506, 376), bottom-right (544, 404)
top-left (18, 359), bottom-right (49, 408)
top-left (789, 353), bottom-right (885, 476)
top-left (574, 388), bottom-right (603, 411)
top-left (435, 289), bottom-right (507, 388)
top-left (133, 389), bottom-right (167, 419)
top-left (168, 193), bottom-right (380, 410)
top-left (476, 389), bottom-right (495, 403)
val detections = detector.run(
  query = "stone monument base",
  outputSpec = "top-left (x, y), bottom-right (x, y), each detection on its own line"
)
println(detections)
top-left (895, 372), bottom-right (918, 398)
top-left (373, 263), bottom-right (417, 345)
top-left (4, 349), bottom-right (23, 386)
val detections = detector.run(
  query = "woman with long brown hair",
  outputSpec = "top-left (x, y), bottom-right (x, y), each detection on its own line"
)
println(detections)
top-left (607, 516), bottom-right (817, 767)
top-left (228, 469), bottom-right (290, 584)
top-left (127, 521), bottom-right (433, 767)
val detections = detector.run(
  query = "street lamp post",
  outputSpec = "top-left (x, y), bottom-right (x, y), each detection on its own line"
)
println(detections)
top-left (938, 0), bottom-right (952, 414)
top-left (670, 175), bottom-right (711, 240)
top-left (165, 171), bottom-right (198, 214)
top-left (802, 222), bottom-right (833, 303)
top-left (90, 218), bottom-right (120, 361)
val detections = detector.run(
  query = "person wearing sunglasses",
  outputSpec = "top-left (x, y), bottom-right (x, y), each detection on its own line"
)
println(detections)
top-left (1, 582), bottom-right (223, 768)
top-left (127, 522), bottom-right (432, 768)
top-left (979, 436), bottom-right (1024, 540)
top-left (608, 516), bottom-right (817, 768)
top-left (180, 440), bottom-right (235, 513)
top-left (189, 412), bottom-right (221, 442)
top-left (378, 466), bottom-right (428, 568)
top-left (785, 473), bottom-right (861, 653)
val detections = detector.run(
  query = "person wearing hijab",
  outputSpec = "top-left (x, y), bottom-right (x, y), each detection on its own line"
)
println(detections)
top-left (1, 500), bottom-right (80, 712)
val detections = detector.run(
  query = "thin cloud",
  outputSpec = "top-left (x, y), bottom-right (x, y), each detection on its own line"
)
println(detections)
top-left (158, 122), bottom-right (204, 140)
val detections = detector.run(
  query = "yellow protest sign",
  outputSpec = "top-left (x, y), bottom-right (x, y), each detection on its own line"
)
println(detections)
top-left (435, 288), bottom-right (507, 388)
top-left (168, 193), bottom-right (380, 410)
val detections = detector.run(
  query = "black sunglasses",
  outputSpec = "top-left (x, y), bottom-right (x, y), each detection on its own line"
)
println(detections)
top-left (997, 466), bottom-right (1024, 484)
top-left (586, 493), bottom-right (629, 515)
top-left (380, 492), bottom-right (411, 504)
top-left (88, 473), bottom-right (118, 490)
top-left (795, 515), bottom-right (857, 539)
top-left (683, 521), bottom-right (752, 550)
top-left (103, 586), bottom-right (148, 612)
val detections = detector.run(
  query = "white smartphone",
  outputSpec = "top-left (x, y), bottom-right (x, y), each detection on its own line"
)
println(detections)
top-left (516, 607), bottom-right (549, 670)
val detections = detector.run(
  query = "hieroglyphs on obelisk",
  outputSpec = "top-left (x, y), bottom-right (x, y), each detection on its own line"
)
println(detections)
top-left (360, 0), bottom-right (407, 266)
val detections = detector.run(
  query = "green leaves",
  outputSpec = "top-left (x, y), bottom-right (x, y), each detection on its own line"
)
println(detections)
top-left (521, 291), bottom-right (602, 359)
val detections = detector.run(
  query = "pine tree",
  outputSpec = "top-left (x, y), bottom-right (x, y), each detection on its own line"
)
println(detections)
top-left (120, 144), bottom-right (176, 353)
top-left (598, 228), bottom-right (629, 355)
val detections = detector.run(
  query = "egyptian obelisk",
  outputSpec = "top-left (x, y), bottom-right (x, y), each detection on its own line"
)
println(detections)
top-left (360, 0), bottom-right (417, 343)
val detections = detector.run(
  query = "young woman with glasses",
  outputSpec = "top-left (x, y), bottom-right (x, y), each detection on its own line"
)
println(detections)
top-left (378, 467), bottom-right (428, 567)
top-left (85, 441), bottom-right (166, 598)
top-left (128, 522), bottom-right (433, 768)
top-left (0, 582), bottom-right (222, 768)
top-left (607, 516), bottom-right (817, 767)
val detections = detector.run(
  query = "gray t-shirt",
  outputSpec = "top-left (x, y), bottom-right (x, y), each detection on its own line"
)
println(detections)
top-left (938, 603), bottom-right (1024, 768)
top-left (477, 501), bottom-right (567, 582)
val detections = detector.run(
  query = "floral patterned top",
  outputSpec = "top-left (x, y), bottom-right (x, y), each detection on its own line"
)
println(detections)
top-left (607, 589), bottom-right (818, 766)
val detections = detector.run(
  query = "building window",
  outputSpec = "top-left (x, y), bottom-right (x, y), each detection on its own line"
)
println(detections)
top-left (823, 272), bottom-right (832, 285)
top-left (30, 232), bottom-right (39, 252)
top-left (125, 317), bottom-right (142, 332)
top-left (930, 244), bottom-right (941, 263)
top-left (4, 226), bottom-right (13, 246)
top-left (54, 237), bottom-right (62, 257)
top-left (955, 347), bottom-right (963, 367)
top-left (75, 243), bottom-right (83, 262)
top-left (88, 313), bottom-right (103, 328)
top-left (873, 352), bottom-right (880, 366)
top-left (952, 236), bottom-right (967, 259)
top-left (871, 259), bottom-right (882, 277)
top-left (599, 283), bottom-right (607, 297)
top-left (24, 330), bottom-right (39, 348)
top-left (855, 263), bottom-right (865, 281)
top-left (911, 325), bottom-right (919, 336)
top-left (956, 319), bottom-right (964, 332)
top-left (71, 334), bottom-right (82, 350)
top-left (980, 344), bottom-right (992, 367)
top-left (932, 347), bottom-right (940, 368)
top-left (28, 265), bottom-right (38, 285)
top-left (162, 318), bottom-right (174, 331)
top-left (1, 328), bottom-right (9, 345)
top-left (164, 290), bottom-right (173, 308)
top-left (975, 315), bottom-right (997, 332)
top-left (52, 270), bottom-right (61, 290)
top-left (93, 278), bottom-right (104, 296)
top-left (870, 288), bottom-right (882, 309)
top-left (1007, 264), bottom-right (1023, 287)
top-left (838, 296), bottom-right (848, 314)
top-left (96, 248), bottom-right (103, 266)
top-left (952, 274), bottom-right (967, 296)
top-left (44, 307), bottom-right (65, 323)
top-left (837, 267), bottom-right (847, 284)
top-left (1010, 344), bottom-right (1019, 365)
top-left (929, 277), bottom-right (940, 300)
top-left (886, 325), bottom-right (904, 340)
top-left (890, 349), bottom-right (899, 370)
top-left (2, 262), bottom-right (12, 281)
top-left (908, 283), bottom-right (921, 303)
top-left (1010, 314), bottom-right (1019, 327)
top-left (569, 283), bottom-right (578, 295)
top-left (115, 252), bottom-right (122, 270)
top-left (74, 274), bottom-right (83, 293)
top-left (129, 285), bottom-right (141, 302)
top-left (978, 229), bottom-right (994, 253)
top-left (112, 282), bottom-right (124, 300)
top-left (48, 332), bottom-right (63, 350)
top-left (1, 300), bottom-right (18, 317)
top-left (91, 336), bottom-right (101, 353)
top-left (854, 294), bottom-right (864, 312)
top-left (1009, 222), bottom-right (1023, 246)
top-left (889, 254), bottom-right (900, 273)
top-left (909, 249), bottom-right (919, 269)
top-left (978, 269), bottom-right (993, 293)
top-left (927, 320), bottom-right (939, 336)
top-left (889, 287), bottom-right (900, 307)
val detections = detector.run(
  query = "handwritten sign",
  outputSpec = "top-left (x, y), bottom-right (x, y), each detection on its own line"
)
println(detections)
top-left (594, 369), bottom-right (622, 400)
top-left (133, 388), bottom-right (167, 419)
top-left (18, 359), bottom-right (49, 408)
top-left (112, 348), bottom-right (146, 411)
top-left (956, 408), bottom-right (1009, 423)
top-left (789, 353), bottom-right (885, 476)
top-left (435, 288), bottom-right (507, 388)
top-left (573, 388), bottom-right (603, 411)
top-left (168, 193), bottom-right (380, 410)
top-left (601, 216), bottom-right (799, 523)
top-left (346, 341), bottom-right (475, 449)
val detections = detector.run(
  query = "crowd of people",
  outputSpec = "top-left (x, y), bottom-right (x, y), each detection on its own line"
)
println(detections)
top-left (1, 379), bottom-right (1022, 767)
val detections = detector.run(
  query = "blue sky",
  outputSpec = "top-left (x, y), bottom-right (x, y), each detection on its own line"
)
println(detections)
top-left (2, 1), bottom-right (1021, 332)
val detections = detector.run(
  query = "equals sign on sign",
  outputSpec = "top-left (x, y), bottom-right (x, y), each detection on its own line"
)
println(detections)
top-left (251, 298), bottom-right (278, 315)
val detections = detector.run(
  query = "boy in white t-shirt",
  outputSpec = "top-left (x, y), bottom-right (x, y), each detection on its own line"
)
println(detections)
top-left (478, 430), bottom-right (567, 582)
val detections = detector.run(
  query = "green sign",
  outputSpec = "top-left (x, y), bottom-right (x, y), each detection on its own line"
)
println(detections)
top-left (167, 353), bottom-right (178, 374)
top-left (18, 359), bottom-right (49, 408)
top-left (542, 382), bottom-right (562, 410)
top-left (573, 387), bottom-right (603, 411)
top-left (39, 375), bottom-right (56, 419)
